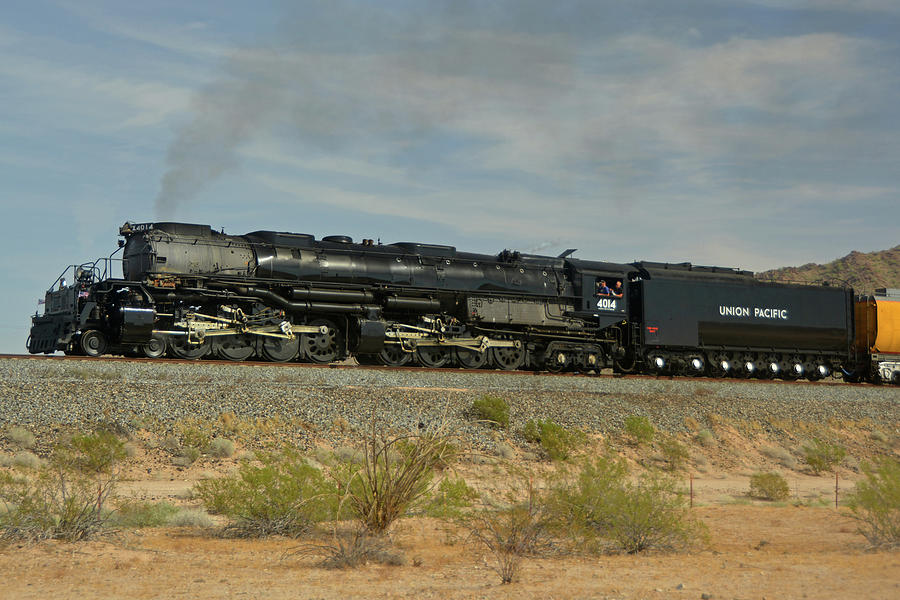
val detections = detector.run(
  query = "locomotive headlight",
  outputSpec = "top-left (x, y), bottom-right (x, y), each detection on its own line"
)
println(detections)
top-left (653, 356), bottom-right (665, 370)
top-left (793, 363), bottom-right (804, 376)
top-left (817, 365), bottom-right (830, 378)
top-left (769, 362), bottom-right (780, 374)
top-left (720, 360), bottom-right (730, 372)
top-left (744, 361), bottom-right (755, 373)
top-left (690, 358), bottom-right (703, 371)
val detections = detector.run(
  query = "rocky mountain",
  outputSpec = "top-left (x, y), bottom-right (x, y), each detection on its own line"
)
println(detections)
top-left (756, 245), bottom-right (900, 295)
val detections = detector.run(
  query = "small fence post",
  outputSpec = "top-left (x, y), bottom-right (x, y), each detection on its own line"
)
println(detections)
top-left (835, 472), bottom-right (839, 509)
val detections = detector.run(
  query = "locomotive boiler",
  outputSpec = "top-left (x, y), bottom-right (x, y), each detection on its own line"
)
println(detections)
top-left (27, 221), bottom-right (887, 382)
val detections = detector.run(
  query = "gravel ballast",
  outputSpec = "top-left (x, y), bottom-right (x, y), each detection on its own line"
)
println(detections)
top-left (1, 357), bottom-right (897, 449)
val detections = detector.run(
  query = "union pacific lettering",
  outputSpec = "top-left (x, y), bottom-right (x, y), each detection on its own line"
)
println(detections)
top-left (719, 305), bottom-right (789, 320)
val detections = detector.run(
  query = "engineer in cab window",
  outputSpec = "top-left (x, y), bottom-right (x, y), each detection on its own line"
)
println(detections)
top-left (596, 280), bottom-right (612, 296)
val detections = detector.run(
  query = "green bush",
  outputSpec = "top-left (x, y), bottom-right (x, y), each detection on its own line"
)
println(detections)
top-left (471, 395), bottom-right (510, 429)
top-left (547, 456), bottom-right (706, 554)
top-left (802, 438), bottom-right (846, 474)
top-left (169, 508), bottom-right (214, 528)
top-left (111, 500), bottom-right (179, 528)
top-left (659, 437), bottom-right (690, 471)
top-left (847, 458), bottom-right (900, 548)
top-left (194, 449), bottom-right (336, 537)
top-left (11, 451), bottom-right (43, 470)
top-left (336, 422), bottom-right (456, 533)
top-left (624, 415), bottom-right (655, 445)
top-left (521, 420), bottom-right (583, 461)
top-left (749, 472), bottom-right (790, 501)
top-left (6, 426), bottom-right (35, 449)
top-left (422, 477), bottom-right (479, 518)
top-left (695, 429), bottom-right (715, 447)
top-left (0, 431), bottom-right (127, 542)
top-left (207, 437), bottom-right (235, 459)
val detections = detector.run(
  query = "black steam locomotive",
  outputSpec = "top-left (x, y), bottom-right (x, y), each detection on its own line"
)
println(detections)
top-left (27, 221), bottom-right (862, 381)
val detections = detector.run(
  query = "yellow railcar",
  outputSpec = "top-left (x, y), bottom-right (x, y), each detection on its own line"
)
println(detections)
top-left (855, 289), bottom-right (900, 383)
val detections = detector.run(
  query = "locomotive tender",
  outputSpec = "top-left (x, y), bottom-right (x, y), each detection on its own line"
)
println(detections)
top-left (26, 221), bottom-right (893, 382)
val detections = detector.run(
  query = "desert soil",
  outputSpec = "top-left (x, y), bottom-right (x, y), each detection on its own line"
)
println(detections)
top-left (1, 463), bottom-right (898, 600)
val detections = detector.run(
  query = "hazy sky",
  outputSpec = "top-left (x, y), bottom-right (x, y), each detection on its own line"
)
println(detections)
top-left (2, 0), bottom-right (898, 353)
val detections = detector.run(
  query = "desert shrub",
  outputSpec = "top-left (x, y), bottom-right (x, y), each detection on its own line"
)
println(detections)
top-left (749, 472), bottom-right (790, 501)
top-left (111, 500), bottom-right (179, 528)
top-left (659, 437), bottom-right (690, 471)
top-left (521, 420), bottom-right (583, 461)
top-left (548, 456), bottom-right (706, 554)
top-left (695, 429), bottom-right (715, 447)
top-left (169, 508), bottom-right (214, 528)
top-left (422, 477), bottom-right (479, 518)
top-left (870, 430), bottom-right (889, 444)
top-left (802, 438), bottom-right (846, 474)
top-left (194, 449), bottom-right (336, 537)
top-left (173, 446), bottom-right (202, 467)
top-left (6, 426), bottom-right (35, 449)
top-left (464, 482), bottom-right (553, 584)
top-left (847, 458), bottom-right (900, 549)
top-left (471, 395), bottom-right (509, 429)
top-left (761, 445), bottom-right (798, 469)
top-left (12, 452), bottom-right (43, 470)
top-left (0, 431), bottom-right (127, 542)
top-left (177, 423), bottom-right (212, 454)
top-left (624, 415), bottom-right (654, 445)
top-left (336, 421), bottom-right (456, 533)
top-left (301, 526), bottom-right (407, 569)
top-left (207, 437), bottom-right (235, 459)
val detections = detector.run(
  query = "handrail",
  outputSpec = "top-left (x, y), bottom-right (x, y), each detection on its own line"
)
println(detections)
top-left (46, 246), bottom-right (124, 292)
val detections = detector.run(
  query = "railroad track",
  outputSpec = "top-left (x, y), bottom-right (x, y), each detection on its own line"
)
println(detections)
top-left (0, 353), bottom-right (864, 388)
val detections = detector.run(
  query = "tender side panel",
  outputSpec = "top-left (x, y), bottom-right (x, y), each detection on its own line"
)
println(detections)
top-left (640, 278), bottom-right (851, 351)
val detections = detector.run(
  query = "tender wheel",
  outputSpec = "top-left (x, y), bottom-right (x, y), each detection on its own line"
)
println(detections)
top-left (416, 346), bottom-right (452, 368)
top-left (711, 353), bottom-right (731, 378)
top-left (685, 354), bottom-right (706, 377)
top-left (141, 334), bottom-right (167, 359)
top-left (168, 336), bottom-right (211, 360)
top-left (454, 347), bottom-right (489, 369)
top-left (213, 335), bottom-right (255, 361)
top-left (300, 319), bottom-right (343, 363)
top-left (79, 330), bottom-right (107, 357)
top-left (376, 345), bottom-right (412, 366)
top-left (490, 342), bottom-right (526, 371)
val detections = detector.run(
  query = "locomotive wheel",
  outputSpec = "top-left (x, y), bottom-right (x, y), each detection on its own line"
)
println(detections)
top-left (490, 344), bottom-right (526, 371)
top-left (542, 350), bottom-right (568, 373)
top-left (300, 319), bottom-right (343, 363)
top-left (613, 353), bottom-right (637, 374)
top-left (168, 336), bottom-right (211, 360)
top-left (377, 345), bottom-right (412, 366)
top-left (141, 334), bottom-right (167, 359)
top-left (416, 346), bottom-right (452, 368)
top-left (213, 335), bottom-right (255, 361)
top-left (454, 347), bottom-right (489, 369)
top-left (79, 330), bottom-right (107, 357)
top-left (258, 336), bottom-right (299, 362)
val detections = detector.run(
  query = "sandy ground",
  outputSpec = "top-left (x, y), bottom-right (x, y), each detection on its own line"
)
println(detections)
top-left (0, 507), bottom-right (897, 600)
top-left (1, 455), bottom-right (898, 600)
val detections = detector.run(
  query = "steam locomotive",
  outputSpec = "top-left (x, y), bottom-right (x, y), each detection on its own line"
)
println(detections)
top-left (26, 221), bottom-right (899, 383)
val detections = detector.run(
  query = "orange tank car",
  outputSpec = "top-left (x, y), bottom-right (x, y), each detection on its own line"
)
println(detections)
top-left (855, 289), bottom-right (900, 383)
